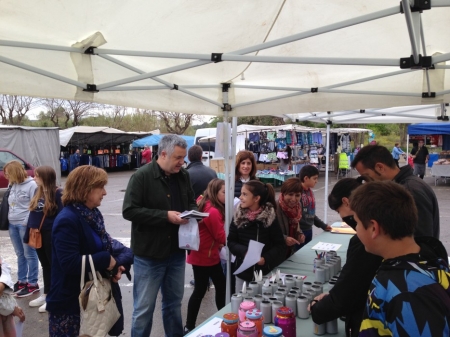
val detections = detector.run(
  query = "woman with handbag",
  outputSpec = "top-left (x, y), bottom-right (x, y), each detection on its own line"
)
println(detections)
top-left (23, 166), bottom-right (63, 313)
top-left (184, 179), bottom-right (227, 335)
top-left (46, 166), bottom-right (133, 337)
top-left (4, 161), bottom-right (38, 298)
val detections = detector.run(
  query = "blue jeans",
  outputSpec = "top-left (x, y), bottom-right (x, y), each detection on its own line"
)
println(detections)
top-left (9, 223), bottom-right (39, 284)
top-left (131, 250), bottom-right (186, 337)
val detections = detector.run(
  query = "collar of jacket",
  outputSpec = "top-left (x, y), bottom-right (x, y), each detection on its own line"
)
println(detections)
top-left (148, 159), bottom-right (189, 182)
top-left (234, 203), bottom-right (276, 229)
top-left (186, 161), bottom-right (203, 170)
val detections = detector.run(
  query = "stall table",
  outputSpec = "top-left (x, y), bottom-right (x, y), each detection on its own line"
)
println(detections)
top-left (431, 164), bottom-right (450, 185)
top-left (186, 231), bottom-right (352, 337)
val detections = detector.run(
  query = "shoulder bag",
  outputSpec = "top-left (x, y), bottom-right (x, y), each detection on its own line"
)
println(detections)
top-left (0, 186), bottom-right (11, 231)
top-left (28, 213), bottom-right (46, 249)
top-left (79, 255), bottom-right (120, 337)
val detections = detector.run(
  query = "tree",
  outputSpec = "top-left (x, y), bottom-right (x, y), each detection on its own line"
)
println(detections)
top-left (66, 100), bottom-right (99, 127)
top-left (156, 111), bottom-right (196, 135)
top-left (42, 98), bottom-right (66, 127)
top-left (0, 95), bottom-right (41, 125)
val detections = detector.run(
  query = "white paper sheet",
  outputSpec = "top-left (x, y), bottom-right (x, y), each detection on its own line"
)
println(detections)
top-left (185, 316), bottom-right (222, 337)
top-left (15, 321), bottom-right (24, 337)
top-left (219, 246), bottom-right (227, 260)
top-left (311, 241), bottom-right (342, 251)
top-left (233, 240), bottom-right (265, 275)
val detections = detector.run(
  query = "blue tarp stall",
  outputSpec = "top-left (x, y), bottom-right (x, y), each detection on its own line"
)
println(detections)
top-left (408, 123), bottom-right (450, 151)
top-left (132, 135), bottom-right (195, 162)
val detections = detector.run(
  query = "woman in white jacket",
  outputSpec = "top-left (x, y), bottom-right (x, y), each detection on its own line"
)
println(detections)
top-left (0, 256), bottom-right (26, 337)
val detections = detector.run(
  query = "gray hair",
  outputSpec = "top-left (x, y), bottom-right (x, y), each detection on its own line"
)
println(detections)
top-left (158, 134), bottom-right (187, 156)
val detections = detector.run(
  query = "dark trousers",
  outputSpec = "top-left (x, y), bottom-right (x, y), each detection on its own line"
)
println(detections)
top-left (185, 263), bottom-right (226, 330)
top-left (394, 159), bottom-right (400, 168)
top-left (36, 229), bottom-right (52, 294)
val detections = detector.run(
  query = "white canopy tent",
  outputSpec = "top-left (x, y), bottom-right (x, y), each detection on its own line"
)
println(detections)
top-left (2, 0), bottom-right (450, 300)
top-left (0, 1), bottom-right (449, 119)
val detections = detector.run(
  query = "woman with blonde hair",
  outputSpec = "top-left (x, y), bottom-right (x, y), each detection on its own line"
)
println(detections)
top-left (46, 166), bottom-right (133, 337)
top-left (4, 160), bottom-right (38, 298)
top-left (24, 166), bottom-right (63, 312)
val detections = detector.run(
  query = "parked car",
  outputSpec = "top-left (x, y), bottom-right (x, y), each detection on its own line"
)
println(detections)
top-left (0, 148), bottom-right (35, 198)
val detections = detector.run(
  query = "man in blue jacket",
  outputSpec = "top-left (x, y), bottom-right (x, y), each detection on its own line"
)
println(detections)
top-left (123, 135), bottom-right (197, 337)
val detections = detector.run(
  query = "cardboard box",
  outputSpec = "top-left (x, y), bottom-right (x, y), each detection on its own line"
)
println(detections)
top-left (256, 163), bottom-right (265, 170)
top-left (210, 159), bottom-right (226, 173)
top-left (209, 159), bottom-right (220, 173)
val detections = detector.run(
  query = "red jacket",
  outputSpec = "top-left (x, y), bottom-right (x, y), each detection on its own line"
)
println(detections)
top-left (186, 201), bottom-right (226, 266)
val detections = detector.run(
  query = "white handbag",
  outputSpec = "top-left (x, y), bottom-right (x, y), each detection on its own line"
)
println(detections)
top-left (79, 255), bottom-right (121, 337)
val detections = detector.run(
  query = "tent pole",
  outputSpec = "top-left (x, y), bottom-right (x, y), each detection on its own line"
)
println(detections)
top-left (401, 0), bottom-right (420, 64)
top-left (432, 52), bottom-right (450, 64)
top-left (323, 122), bottom-right (331, 223)
top-left (0, 39), bottom-right (81, 52)
top-left (432, 0), bottom-right (450, 6)
top-left (98, 54), bottom-right (222, 107)
top-left (318, 88), bottom-right (421, 97)
top-left (102, 86), bottom-right (168, 91)
top-left (0, 55), bottom-right (86, 89)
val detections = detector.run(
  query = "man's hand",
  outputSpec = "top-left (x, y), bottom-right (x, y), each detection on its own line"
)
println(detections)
top-left (324, 225), bottom-right (332, 232)
top-left (168, 211), bottom-right (189, 225)
top-left (286, 237), bottom-right (300, 247)
top-left (257, 257), bottom-right (265, 266)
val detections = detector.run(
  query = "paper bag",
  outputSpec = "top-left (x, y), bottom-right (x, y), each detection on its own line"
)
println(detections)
top-left (178, 218), bottom-right (200, 251)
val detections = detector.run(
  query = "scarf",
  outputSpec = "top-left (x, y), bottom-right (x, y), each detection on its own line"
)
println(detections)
top-left (73, 203), bottom-right (112, 252)
top-left (278, 194), bottom-right (302, 238)
top-left (246, 207), bottom-right (263, 221)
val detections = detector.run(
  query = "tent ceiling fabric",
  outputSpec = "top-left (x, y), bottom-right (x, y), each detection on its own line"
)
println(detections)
top-left (1, 1), bottom-right (449, 120)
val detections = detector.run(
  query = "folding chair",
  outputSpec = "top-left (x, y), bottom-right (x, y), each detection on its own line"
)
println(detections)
top-left (337, 152), bottom-right (350, 179)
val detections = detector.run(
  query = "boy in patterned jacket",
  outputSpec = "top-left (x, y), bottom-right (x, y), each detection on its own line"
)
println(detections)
top-left (350, 181), bottom-right (450, 337)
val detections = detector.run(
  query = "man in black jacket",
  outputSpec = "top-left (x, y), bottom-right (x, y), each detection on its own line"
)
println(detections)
top-left (186, 145), bottom-right (217, 199)
top-left (351, 145), bottom-right (439, 239)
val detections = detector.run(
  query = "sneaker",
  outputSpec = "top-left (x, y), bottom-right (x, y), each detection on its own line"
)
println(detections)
top-left (38, 303), bottom-right (47, 313)
top-left (13, 282), bottom-right (26, 294)
top-left (16, 284), bottom-right (40, 298)
top-left (29, 294), bottom-right (46, 307)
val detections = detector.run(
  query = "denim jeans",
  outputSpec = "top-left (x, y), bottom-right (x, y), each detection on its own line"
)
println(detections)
top-left (131, 250), bottom-right (185, 337)
top-left (9, 223), bottom-right (39, 284)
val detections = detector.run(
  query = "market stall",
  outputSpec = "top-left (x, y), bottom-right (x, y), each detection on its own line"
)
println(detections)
top-left (408, 123), bottom-right (450, 185)
top-left (59, 126), bottom-right (153, 172)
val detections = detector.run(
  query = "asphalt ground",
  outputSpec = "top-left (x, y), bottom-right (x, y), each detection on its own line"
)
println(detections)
top-left (1, 164), bottom-right (449, 336)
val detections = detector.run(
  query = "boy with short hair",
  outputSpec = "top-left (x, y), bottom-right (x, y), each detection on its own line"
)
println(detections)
top-left (298, 165), bottom-right (331, 247)
top-left (350, 181), bottom-right (450, 337)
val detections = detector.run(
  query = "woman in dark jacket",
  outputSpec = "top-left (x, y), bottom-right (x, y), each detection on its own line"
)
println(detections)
top-left (309, 176), bottom-right (382, 337)
top-left (234, 150), bottom-right (258, 198)
top-left (25, 166), bottom-right (63, 312)
top-left (228, 180), bottom-right (286, 292)
top-left (46, 166), bottom-right (133, 337)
